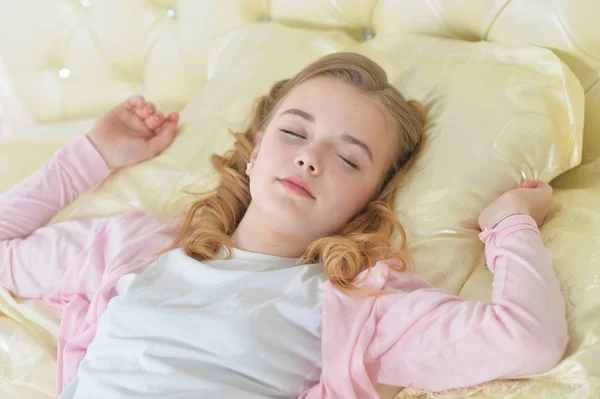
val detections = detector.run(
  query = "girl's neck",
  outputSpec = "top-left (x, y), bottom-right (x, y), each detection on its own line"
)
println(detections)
top-left (231, 204), bottom-right (312, 259)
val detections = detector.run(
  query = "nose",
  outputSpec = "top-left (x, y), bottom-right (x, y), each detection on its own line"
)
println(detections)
top-left (294, 150), bottom-right (321, 175)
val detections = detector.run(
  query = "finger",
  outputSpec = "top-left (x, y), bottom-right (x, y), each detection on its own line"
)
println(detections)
top-left (124, 95), bottom-right (145, 111)
top-left (521, 179), bottom-right (535, 187)
top-left (156, 112), bottom-right (180, 133)
top-left (529, 180), bottom-right (552, 194)
top-left (134, 102), bottom-right (155, 120)
top-left (147, 120), bottom-right (178, 157)
top-left (145, 112), bottom-right (165, 130)
top-left (521, 179), bottom-right (540, 189)
top-left (167, 112), bottom-right (179, 122)
top-left (143, 102), bottom-right (157, 118)
top-left (114, 102), bottom-right (149, 132)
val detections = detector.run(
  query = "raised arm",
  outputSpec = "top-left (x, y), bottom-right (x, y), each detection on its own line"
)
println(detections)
top-left (371, 214), bottom-right (568, 391)
top-left (301, 181), bottom-right (568, 398)
top-left (0, 135), bottom-right (110, 298)
top-left (0, 96), bottom-right (179, 299)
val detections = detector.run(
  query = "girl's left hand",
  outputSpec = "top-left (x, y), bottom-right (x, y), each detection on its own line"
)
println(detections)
top-left (478, 180), bottom-right (553, 231)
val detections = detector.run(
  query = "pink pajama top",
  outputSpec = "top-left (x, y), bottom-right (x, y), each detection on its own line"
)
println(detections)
top-left (0, 136), bottom-right (568, 398)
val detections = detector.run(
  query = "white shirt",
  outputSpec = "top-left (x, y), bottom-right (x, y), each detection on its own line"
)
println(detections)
top-left (60, 247), bottom-right (327, 398)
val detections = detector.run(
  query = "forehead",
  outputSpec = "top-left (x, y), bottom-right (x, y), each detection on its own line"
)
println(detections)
top-left (275, 76), bottom-right (395, 164)
top-left (279, 76), bottom-right (380, 119)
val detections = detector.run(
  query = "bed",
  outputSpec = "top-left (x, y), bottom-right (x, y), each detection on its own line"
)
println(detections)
top-left (0, 1), bottom-right (599, 398)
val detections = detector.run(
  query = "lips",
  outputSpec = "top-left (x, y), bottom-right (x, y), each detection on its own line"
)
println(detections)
top-left (278, 176), bottom-right (315, 199)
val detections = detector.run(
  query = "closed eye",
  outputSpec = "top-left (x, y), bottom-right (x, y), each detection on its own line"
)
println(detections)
top-left (281, 129), bottom-right (306, 139)
top-left (339, 156), bottom-right (359, 170)
top-left (280, 129), bottom-right (359, 169)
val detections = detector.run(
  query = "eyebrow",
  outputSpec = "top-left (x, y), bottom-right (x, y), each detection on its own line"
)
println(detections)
top-left (281, 108), bottom-right (315, 122)
top-left (341, 133), bottom-right (373, 162)
top-left (280, 108), bottom-right (374, 162)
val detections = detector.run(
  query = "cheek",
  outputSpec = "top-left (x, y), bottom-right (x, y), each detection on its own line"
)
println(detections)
top-left (256, 134), bottom-right (288, 165)
top-left (325, 172), bottom-right (378, 215)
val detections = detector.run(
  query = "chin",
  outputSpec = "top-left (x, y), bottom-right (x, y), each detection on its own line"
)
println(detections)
top-left (267, 198), bottom-right (307, 225)
top-left (251, 184), bottom-right (339, 236)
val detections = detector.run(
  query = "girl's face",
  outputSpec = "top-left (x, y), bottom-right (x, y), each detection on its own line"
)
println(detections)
top-left (247, 76), bottom-right (395, 240)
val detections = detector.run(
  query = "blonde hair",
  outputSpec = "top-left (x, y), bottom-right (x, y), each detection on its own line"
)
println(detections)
top-left (162, 52), bottom-right (426, 296)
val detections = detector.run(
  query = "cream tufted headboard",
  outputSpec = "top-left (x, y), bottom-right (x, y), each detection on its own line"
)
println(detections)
top-left (0, 1), bottom-right (598, 140)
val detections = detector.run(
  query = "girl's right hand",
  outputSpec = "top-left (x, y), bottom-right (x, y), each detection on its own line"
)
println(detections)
top-left (86, 95), bottom-right (179, 169)
top-left (478, 180), bottom-right (553, 230)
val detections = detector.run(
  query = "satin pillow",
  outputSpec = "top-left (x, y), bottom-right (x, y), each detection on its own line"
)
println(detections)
top-left (362, 34), bottom-right (584, 292)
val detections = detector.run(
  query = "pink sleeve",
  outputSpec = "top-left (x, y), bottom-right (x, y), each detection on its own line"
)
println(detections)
top-left (0, 135), bottom-right (110, 240)
top-left (371, 215), bottom-right (569, 391)
top-left (0, 136), bottom-right (111, 299)
top-left (301, 215), bottom-right (569, 398)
